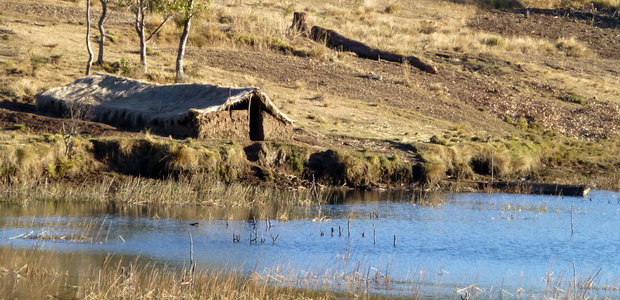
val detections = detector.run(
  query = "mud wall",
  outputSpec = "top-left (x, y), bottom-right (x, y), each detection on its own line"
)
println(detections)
top-left (194, 109), bottom-right (292, 141)
top-left (153, 114), bottom-right (200, 138)
top-left (195, 110), bottom-right (250, 140)
top-left (262, 111), bottom-right (293, 141)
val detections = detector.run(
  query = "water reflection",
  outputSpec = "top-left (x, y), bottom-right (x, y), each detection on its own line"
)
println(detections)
top-left (1, 190), bottom-right (620, 298)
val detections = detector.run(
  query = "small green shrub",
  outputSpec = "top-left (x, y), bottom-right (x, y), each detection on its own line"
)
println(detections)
top-left (106, 33), bottom-right (119, 43)
top-left (423, 154), bottom-right (448, 184)
top-left (516, 117), bottom-right (529, 130)
top-left (482, 35), bottom-right (504, 47)
top-left (118, 58), bottom-right (136, 75)
top-left (429, 135), bottom-right (448, 145)
top-left (278, 144), bottom-right (307, 174)
top-left (146, 46), bottom-right (160, 56)
top-left (102, 58), bottom-right (136, 75)
top-left (44, 157), bottom-right (73, 177)
top-left (11, 124), bottom-right (26, 131)
top-left (217, 144), bottom-right (247, 182)
top-left (29, 53), bottom-right (47, 76)
top-left (42, 134), bottom-right (60, 143)
top-left (268, 37), bottom-right (292, 52)
top-left (559, 92), bottom-right (587, 105)
top-left (232, 33), bottom-right (258, 47)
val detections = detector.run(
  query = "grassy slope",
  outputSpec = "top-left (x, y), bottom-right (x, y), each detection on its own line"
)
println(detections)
top-left (1, 0), bottom-right (620, 189)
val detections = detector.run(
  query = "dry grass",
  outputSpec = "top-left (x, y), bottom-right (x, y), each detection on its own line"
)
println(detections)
top-left (456, 0), bottom-right (619, 8)
top-left (168, 145), bottom-right (200, 172)
top-left (293, 79), bottom-right (307, 90)
top-left (416, 135), bottom-right (547, 184)
top-left (524, 0), bottom-right (620, 8)
top-left (5, 78), bottom-right (41, 98)
top-left (555, 37), bottom-right (595, 58)
top-left (2, 245), bottom-right (613, 299)
top-left (424, 30), bottom-right (590, 58)
top-left (4, 215), bottom-right (112, 243)
top-left (0, 247), bottom-right (338, 299)
top-left (0, 133), bottom-right (314, 206)
top-left (306, 150), bottom-right (415, 187)
top-left (0, 132), bottom-right (95, 181)
top-left (384, 2), bottom-right (402, 14)
top-left (0, 173), bottom-right (323, 209)
top-left (100, 0), bottom-right (590, 64)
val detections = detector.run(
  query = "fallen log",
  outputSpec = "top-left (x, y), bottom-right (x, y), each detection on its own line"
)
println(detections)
top-left (478, 181), bottom-right (591, 197)
top-left (310, 26), bottom-right (438, 73)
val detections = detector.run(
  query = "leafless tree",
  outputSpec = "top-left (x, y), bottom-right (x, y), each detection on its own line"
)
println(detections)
top-left (63, 100), bottom-right (92, 157)
top-left (86, 0), bottom-right (94, 75)
top-left (96, 0), bottom-right (110, 65)
top-left (174, 0), bottom-right (209, 81)
top-left (118, 0), bottom-right (173, 73)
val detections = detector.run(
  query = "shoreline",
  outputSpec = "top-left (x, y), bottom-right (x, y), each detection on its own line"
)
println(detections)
top-left (1, 124), bottom-right (616, 202)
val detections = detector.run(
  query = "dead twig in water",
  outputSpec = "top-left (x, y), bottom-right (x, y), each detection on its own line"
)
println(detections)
top-left (271, 234), bottom-right (279, 244)
top-left (570, 198), bottom-right (575, 235)
top-left (182, 230), bottom-right (195, 287)
top-left (347, 219), bottom-right (351, 238)
top-left (373, 224), bottom-right (376, 245)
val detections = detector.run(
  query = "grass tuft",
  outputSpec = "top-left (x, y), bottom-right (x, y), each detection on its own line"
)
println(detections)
top-left (384, 2), bottom-right (401, 14)
top-left (559, 91), bottom-right (587, 105)
top-left (481, 35), bottom-right (504, 47)
top-left (0, 247), bottom-right (337, 299)
top-left (555, 37), bottom-right (594, 58)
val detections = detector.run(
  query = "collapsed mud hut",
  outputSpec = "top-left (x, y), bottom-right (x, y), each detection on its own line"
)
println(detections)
top-left (35, 73), bottom-right (294, 141)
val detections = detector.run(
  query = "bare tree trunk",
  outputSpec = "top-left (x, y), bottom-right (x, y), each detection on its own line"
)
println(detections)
top-left (134, 5), bottom-right (148, 73)
top-left (289, 12), bottom-right (309, 37)
top-left (96, 0), bottom-right (108, 65)
top-left (146, 13), bottom-right (171, 42)
top-left (86, 0), bottom-right (93, 75)
top-left (175, 0), bottom-right (194, 82)
top-left (127, 0), bottom-right (171, 75)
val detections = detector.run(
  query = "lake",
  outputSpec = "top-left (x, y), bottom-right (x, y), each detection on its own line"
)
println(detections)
top-left (2, 190), bottom-right (620, 298)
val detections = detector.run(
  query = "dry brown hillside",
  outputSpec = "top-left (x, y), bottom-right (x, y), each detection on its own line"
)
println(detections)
top-left (1, 0), bottom-right (620, 188)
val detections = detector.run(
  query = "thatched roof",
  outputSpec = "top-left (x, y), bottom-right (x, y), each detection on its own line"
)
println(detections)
top-left (35, 73), bottom-right (293, 128)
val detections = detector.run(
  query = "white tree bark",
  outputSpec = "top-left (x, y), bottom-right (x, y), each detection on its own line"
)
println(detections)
top-left (175, 0), bottom-right (194, 82)
top-left (96, 0), bottom-right (108, 65)
top-left (86, 0), bottom-right (93, 75)
top-left (134, 3), bottom-right (148, 73)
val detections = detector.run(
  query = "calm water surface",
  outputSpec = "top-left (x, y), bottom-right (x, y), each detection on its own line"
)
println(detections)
top-left (2, 190), bottom-right (620, 298)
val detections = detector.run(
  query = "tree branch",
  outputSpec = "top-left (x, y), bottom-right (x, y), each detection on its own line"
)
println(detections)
top-left (146, 13), bottom-right (171, 42)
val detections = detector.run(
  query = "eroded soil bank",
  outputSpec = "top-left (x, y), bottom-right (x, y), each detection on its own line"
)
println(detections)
top-left (1, 103), bottom-right (619, 195)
